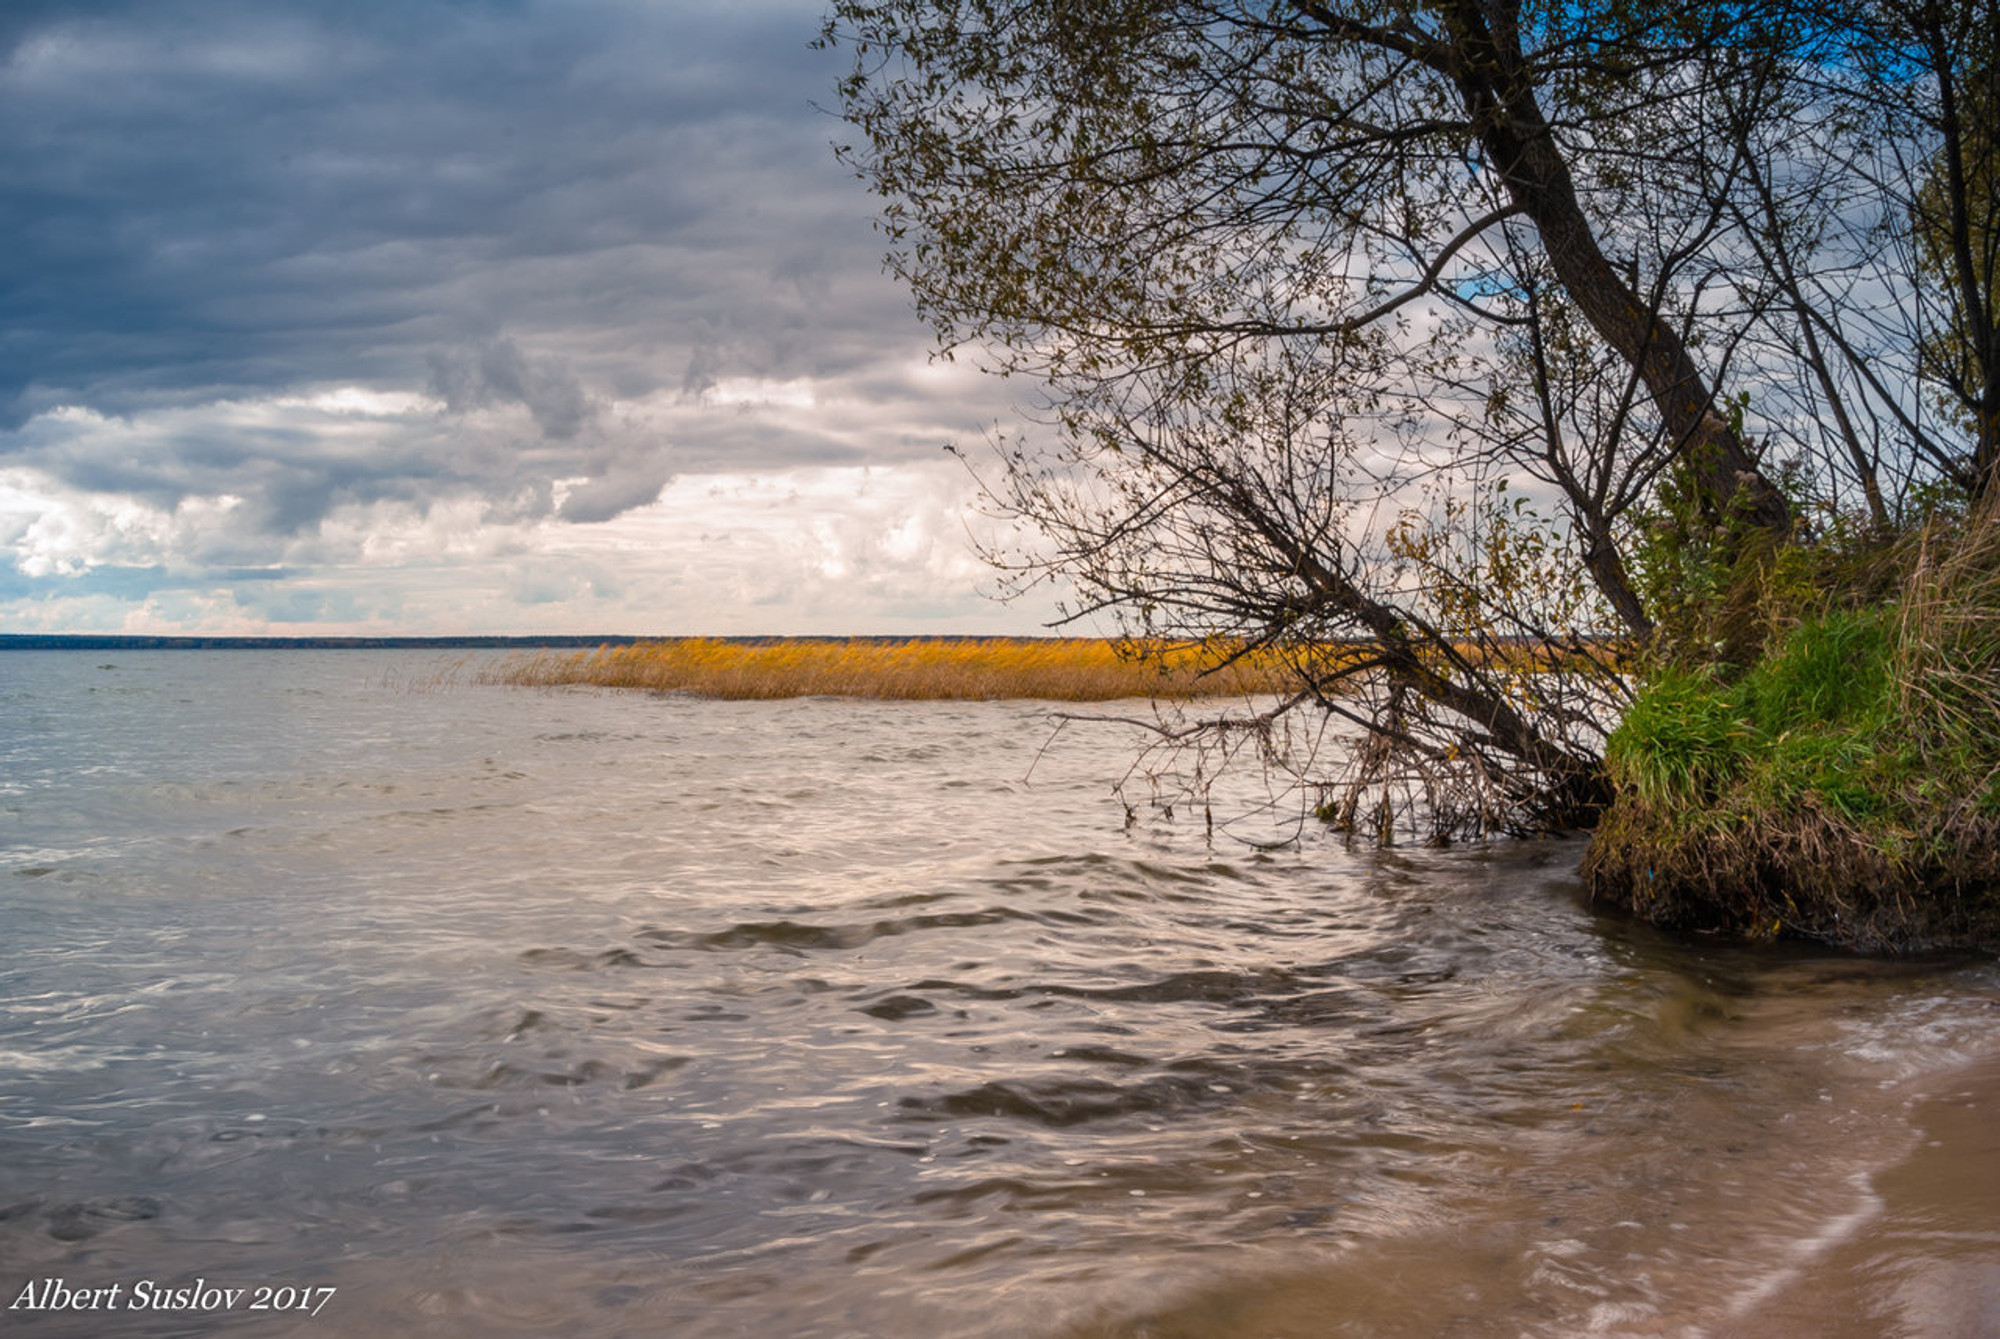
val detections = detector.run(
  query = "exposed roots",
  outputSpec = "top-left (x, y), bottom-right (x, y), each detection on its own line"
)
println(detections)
top-left (1582, 801), bottom-right (2000, 953)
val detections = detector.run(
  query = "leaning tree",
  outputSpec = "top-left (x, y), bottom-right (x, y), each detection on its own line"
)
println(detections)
top-left (823, 0), bottom-right (1999, 841)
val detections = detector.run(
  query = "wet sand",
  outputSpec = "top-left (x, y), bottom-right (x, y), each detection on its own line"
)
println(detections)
top-left (1723, 1054), bottom-right (2000, 1338)
top-left (1052, 1046), bottom-right (2000, 1339)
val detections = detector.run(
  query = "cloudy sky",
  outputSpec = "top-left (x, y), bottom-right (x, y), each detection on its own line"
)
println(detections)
top-left (0, 0), bottom-right (1056, 635)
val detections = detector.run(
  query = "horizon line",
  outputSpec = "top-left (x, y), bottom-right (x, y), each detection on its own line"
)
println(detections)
top-left (0, 632), bottom-right (1084, 650)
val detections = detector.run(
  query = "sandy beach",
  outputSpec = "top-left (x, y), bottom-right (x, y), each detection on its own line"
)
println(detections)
top-left (1723, 1052), bottom-right (2000, 1338)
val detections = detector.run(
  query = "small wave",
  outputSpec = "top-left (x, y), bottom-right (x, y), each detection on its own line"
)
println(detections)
top-left (517, 946), bottom-right (652, 970)
top-left (15, 1196), bottom-right (162, 1243)
top-left (470, 1059), bottom-right (624, 1090)
top-left (1049, 1045), bottom-right (1151, 1067)
top-left (421, 1053), bottom-right (689, 1093)
top-left (858, 994), bottom-right (938, 1020)
top-left (898, 1073), bottom-right (1231, 1128)
top-left (633, 907), bottom-right (1034, 955)
top-left (1720, 1169), bottom-right (1886, 1323)
top-left (1041, 966), bottom-right (1309, 1007)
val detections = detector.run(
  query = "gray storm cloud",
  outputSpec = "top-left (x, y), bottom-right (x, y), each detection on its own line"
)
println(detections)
top-left (555, 461), bottom-right (676, 524)
top-left (428, 339), bottom-right (598, 441)
top-left (0, 2), bottom-right (935, 523)
top-left (0, 0), bottom-right (1030, 631)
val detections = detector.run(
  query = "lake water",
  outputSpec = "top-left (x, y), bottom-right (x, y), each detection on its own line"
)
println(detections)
top-left (2, 649), bottom-right (1996, 1337)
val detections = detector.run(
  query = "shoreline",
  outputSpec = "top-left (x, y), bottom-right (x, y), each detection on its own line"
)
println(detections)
top-left (1722, 1051), bottom-right (2000, 1337)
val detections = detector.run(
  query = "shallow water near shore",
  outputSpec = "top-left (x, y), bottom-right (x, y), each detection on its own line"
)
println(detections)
top-left (2, 649), bottom-right (1995, 1337)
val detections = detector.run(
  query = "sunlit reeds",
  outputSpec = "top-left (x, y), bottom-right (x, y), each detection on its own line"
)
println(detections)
top-left (480, 636), bottom-right (1301, 701)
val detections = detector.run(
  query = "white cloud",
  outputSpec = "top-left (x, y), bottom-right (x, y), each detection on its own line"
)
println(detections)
top-left (0, 455), bottom-right (1063, 636)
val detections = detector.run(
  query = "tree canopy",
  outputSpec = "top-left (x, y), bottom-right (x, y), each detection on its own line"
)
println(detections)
top-left (824, 0), bottom-right (2000, 846)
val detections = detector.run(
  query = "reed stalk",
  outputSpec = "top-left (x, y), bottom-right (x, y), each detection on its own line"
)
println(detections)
top-left (479, 636), bottom-right (1306, 701)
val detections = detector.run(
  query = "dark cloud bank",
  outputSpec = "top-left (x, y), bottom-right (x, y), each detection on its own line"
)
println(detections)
top-left (1, 0), bottom-right (982, 591)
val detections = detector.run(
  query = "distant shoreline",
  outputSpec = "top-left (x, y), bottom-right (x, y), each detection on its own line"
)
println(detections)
top-left (0, 633), bottom-right (1035, 651)
top-left (483, 636), bottom-right (1295, 700)
top-left (0, 634), bottom-right (649, 650)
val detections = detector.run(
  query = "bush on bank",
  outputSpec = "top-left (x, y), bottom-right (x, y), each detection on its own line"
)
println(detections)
top-left (1583, 503), bottom-right (2000, 952)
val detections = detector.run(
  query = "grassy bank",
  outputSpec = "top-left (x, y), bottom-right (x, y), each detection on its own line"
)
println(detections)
top-left (1583, 503), bottom-right (2000, 952)
top-left (481, 636), bottom-right (1305, 701)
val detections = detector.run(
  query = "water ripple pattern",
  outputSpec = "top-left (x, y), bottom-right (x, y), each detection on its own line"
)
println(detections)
top-left (1, 650), bottom-right (1995, 1338)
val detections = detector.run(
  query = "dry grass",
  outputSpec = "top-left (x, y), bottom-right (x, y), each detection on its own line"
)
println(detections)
top-left (1582, 799), bottom-right (2000, 952)
top-left (480, 636), bottom-right (1305, 701)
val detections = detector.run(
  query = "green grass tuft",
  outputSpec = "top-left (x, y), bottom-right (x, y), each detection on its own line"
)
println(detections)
top-left (1603, 666), bottom-right (1747, 808)
top-left (1607, 608), bottom-right (1923, 827)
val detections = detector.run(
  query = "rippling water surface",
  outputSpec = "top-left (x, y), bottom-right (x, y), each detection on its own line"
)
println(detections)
top-left (2, 650), bottom-right (1996, 1337)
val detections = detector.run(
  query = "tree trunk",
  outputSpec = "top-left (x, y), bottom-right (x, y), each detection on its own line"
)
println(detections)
top-left (1443, 0), bottom-right (1793, 541)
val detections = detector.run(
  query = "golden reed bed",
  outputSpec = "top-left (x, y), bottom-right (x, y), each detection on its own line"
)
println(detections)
top-left (481, 637), bottom-right (1300, 701)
